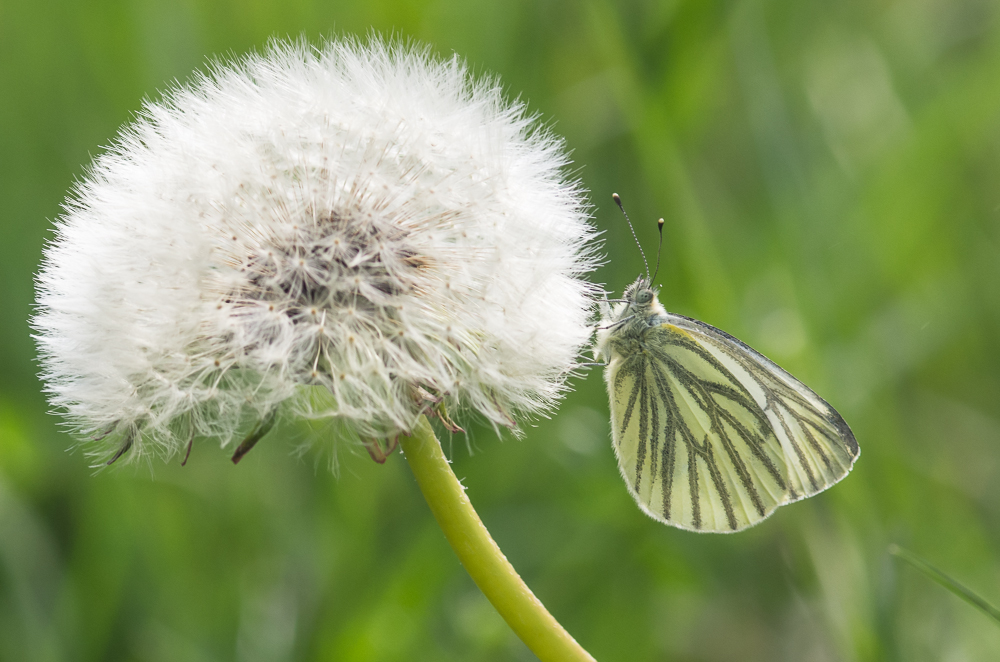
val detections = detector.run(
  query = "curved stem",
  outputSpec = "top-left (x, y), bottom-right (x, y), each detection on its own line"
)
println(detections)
top-left (399, 416), bottom-right (596, 662)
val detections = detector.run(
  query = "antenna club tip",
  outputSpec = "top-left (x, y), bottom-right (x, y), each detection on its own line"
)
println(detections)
top-left (658, 218), bottom-right (665, 228)
top-left (612, 192), bottom-right (623, 209)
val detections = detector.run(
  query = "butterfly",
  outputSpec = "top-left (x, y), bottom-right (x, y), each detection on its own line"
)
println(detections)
top-left (594, 194), bottom-right (859, 533)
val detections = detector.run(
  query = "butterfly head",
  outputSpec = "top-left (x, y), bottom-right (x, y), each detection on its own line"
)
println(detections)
top-left (599, 276), bottom-right (666, 330)
top-left (596, 195), bottom-right (668, 360)
top-left (621, 276), bottom-right (665, 319)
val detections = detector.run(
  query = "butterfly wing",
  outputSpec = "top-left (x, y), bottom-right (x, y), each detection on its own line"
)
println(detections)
top-left (607, 314), bottom-right (858, 533)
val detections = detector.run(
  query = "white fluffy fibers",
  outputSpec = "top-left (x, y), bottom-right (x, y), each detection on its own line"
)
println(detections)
top-left (33, 37), bottom-right (599, 465)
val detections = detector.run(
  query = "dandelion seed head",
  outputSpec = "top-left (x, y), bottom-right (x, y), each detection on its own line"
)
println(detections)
top-left (33, 36), bottom-right (598, 464)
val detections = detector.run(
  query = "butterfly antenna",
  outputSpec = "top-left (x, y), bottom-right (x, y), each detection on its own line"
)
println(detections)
top-left (613, 193), bottom-right (649, 281)
top-left (650, 218), bottom-right (665, 283)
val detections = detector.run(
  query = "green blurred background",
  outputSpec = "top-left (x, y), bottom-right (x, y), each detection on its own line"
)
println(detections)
top-left (3, 0), bottom-right (1000, 660)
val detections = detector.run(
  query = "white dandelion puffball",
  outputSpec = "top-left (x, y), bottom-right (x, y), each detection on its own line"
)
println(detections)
top-left (34, 37), bottom-right (598, 464)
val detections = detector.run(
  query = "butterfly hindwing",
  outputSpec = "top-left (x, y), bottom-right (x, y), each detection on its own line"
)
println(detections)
top-left (608, 315), bottom-right (858, 533)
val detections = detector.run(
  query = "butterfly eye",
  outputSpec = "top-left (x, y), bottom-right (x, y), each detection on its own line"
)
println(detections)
top-left (636, 290), bottom-right (653, 304)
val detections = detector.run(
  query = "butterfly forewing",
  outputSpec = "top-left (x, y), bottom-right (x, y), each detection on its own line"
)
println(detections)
top-left (608, 314), bottom-right (858, 533)
top-left (667, 314), bottom-right (859, 499)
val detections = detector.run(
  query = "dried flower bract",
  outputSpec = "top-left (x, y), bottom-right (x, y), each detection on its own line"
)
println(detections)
top-left (34, 36), bottom-right (598, 464)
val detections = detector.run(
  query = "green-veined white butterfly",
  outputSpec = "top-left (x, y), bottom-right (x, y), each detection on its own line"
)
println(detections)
top-left (594, 194), bottom-right (859, 533)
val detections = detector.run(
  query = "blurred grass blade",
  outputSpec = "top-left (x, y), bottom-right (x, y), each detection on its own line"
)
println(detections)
top-left (889, 544), bottom-right (1000, 627)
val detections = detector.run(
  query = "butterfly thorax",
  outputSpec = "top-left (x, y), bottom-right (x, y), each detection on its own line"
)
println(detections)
top-left (595, 277), bottom-right (668, 363)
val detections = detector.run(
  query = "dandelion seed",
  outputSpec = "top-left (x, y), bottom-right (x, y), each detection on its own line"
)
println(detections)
top-left (33, 36), bottom-right (598, 465)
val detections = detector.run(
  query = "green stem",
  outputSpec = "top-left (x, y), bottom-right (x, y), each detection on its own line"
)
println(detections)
top-left (400, 415), bottom-right (596, 662)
